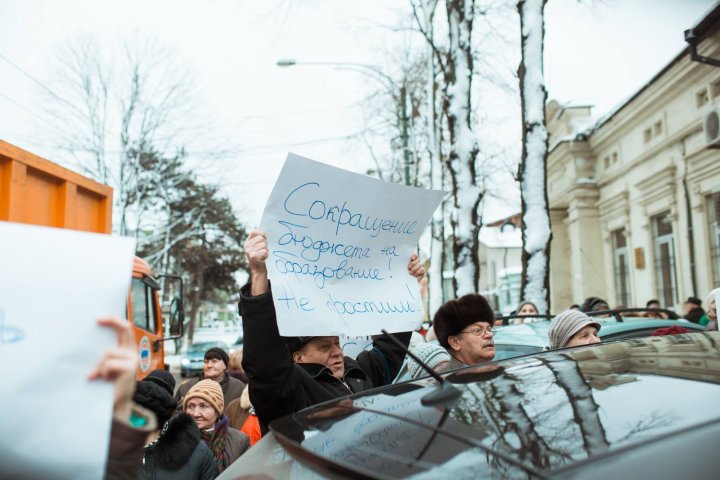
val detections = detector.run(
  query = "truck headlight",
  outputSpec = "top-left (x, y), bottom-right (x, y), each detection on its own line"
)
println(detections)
top-left (181, 358), bottom-right (189, 366)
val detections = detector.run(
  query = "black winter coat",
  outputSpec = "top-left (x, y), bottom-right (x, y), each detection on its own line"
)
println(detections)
top-left (138, 413), bottom-right (219, 480)
top-left (239, 282), bottom-right (411, 433)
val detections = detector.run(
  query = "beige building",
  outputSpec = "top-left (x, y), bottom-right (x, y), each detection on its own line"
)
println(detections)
top-left (547, 6), bottom-right (720, 312)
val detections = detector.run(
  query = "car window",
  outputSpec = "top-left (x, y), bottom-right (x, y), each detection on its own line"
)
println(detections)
top-left (188, 342), bottom-right (214, 353)
top-left (130, 278), bottom-right (150, 332)
top-left (601, 329), bottom-right (660, 341)
top-left (493, 344), bottom-right (543, 360)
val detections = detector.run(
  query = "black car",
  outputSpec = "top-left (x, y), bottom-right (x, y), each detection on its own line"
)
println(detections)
top-left (220, 332), bottom-right (720, 479)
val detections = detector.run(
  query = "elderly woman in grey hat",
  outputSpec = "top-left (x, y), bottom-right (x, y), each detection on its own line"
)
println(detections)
top-left (548, 310), bottom-right (602, 349)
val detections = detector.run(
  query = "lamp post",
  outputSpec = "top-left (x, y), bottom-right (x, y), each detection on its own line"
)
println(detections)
top-left (277, 58), bottom-right (412, 186)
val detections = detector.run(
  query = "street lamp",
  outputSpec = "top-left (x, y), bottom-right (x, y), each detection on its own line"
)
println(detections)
top-left (276, 58), bottom-right (412, 186)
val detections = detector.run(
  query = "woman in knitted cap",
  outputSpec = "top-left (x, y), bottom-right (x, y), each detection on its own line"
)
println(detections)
top-left (133, 381), bottom-right (218, 479)
top-left (183, 379), bottom-right (250, 472)
top-left (512, 301), bottom-right (539, 324)
top-left (548, 310), bottom-right (602, 349)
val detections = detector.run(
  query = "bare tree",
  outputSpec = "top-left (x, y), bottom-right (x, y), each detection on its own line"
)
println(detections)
top-left (43, 36), bottom-right (197, 237)
top-left (410, 0), bottom-right (447, 316)
top-left (517, 0), bottom-right (552, 313)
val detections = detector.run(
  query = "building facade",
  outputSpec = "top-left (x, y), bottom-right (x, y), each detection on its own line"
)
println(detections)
top-left (546, 8), bottom-right (720, 312)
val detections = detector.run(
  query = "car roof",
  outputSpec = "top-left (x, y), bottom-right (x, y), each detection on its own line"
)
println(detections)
top-left (247, 332), bottom-right (720, 479)
top-left (188, 340), bottom-right (228, 351)
top-left (493, 317), bottom-right (704, 349)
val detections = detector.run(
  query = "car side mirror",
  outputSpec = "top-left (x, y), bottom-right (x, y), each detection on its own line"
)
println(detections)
top-left (169, 297), bottom-right (184, 336)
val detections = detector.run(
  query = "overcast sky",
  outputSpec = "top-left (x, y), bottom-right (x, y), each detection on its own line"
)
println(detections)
top-left (0, 0), bottom-right (716, 225)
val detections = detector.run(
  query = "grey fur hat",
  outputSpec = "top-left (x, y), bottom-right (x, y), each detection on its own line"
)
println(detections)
top-left (548, 310), bottom-right (601, 349)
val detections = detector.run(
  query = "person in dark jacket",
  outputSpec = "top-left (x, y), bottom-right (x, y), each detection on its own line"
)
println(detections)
top-left (133, 380), bottom-right (219, 479)
top-left (683, 296), bottom-right (706, 324)
top-left (581, 296), bottom-right (610, 314)
top-left (239, 229), bottom-right (425, 432)
top-left (145, 369), bottom-right (177, 397)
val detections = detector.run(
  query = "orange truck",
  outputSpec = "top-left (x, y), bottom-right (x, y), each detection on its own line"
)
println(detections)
top-left (0, 140), bottom-right (183, 378)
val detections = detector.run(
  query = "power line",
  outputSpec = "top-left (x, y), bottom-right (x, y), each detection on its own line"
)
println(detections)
top-left (0, 52), bottom-right (82, 116)
top-left (0, 90), bottom-right (67, 131)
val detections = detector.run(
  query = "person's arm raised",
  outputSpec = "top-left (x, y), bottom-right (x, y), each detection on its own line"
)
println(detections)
top-left (244, 229), bottom-right (270, 297)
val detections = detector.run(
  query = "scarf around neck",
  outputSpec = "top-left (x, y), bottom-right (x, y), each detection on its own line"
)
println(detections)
top-left (200, 415), bottom-right (231, 471)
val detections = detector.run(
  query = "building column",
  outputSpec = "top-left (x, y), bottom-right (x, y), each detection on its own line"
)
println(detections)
top-left (549, 207), bottom-right (572, 311)
top-left (566, 185), bottom-right (607, 304)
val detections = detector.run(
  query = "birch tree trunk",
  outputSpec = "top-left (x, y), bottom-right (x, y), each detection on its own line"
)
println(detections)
top-left (518, 0), bottom-right (552, 313)
top-left (413, 0), bottom-right (446, 314)
top-left (445, 0), bottom-right (483, 296)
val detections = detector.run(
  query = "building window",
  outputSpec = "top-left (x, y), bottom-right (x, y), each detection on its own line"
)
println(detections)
top-left (697, 88), bottom-right (709, 108)
top-left (612, 229), bottom-right (632, 307)
top-left (709, 192), bottom-right (720, 286)
top-left (654, 120), bottom-right (663, 136)
top-left (652, 211), bottom-right (678, 307)
top-left (644, 128), bottom-right (652, 143)
top-left (712, 78), bottom-right (720, 99)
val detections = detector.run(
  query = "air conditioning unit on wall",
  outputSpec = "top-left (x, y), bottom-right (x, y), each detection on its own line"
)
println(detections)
top-left (704, 107), bottom-right (720, 147)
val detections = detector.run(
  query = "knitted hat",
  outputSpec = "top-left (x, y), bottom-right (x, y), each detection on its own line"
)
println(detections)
top-left (204, 347), bottom-right (229, 368)
top-left (433, 294), bottom-right (495, 349)
top-left (548, 310), bottom-right (601, 349)
top-left (407, 341), bottom-right (451, 379)
top-left (183, 379), bottom-right (224, 416)
top-left (144, 369), bottom-right (176, 397)
top-left (133, 380), bottom-right (177, 426)
top-left (285, 336), bottom-right (316, 354)
top-left (581, 297), bottom-right (609, 313)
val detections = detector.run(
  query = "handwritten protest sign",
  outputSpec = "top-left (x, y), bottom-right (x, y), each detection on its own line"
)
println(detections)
top-left (260, 153), bottom-right (444, 336)
top-left (0, 222), bottom-right (135, 479)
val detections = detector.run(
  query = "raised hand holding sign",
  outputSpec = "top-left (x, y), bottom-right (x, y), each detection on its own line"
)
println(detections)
top-left (258, 153), bottom-right (443, 337)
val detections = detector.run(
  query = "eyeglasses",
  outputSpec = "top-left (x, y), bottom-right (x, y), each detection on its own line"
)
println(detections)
top-left (457, 325), bottom-right (496, 337)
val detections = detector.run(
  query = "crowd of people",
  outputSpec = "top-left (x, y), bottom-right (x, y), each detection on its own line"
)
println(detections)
top-left (97, 228), bottom-right (719, 479)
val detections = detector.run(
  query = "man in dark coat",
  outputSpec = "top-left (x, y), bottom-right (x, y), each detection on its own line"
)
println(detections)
top-left (239, 229), bottom-right (425, 433)
top-left (683, 296), bottom-right (706, 324)
top-left (175, 347), bottom-right (245, 412)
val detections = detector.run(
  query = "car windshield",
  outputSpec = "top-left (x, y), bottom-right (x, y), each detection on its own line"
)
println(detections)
top-left (270, 333), bottom-right (720, 479)
top-left (188, 342), bottom-right (223, 353)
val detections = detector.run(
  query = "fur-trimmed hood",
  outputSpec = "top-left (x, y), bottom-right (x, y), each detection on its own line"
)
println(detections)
top-left (144, 413), bottom-right (201, 470)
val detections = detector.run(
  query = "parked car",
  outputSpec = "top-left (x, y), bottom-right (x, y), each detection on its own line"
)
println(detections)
top-left (219, 332), bottom-right (720, 479)
top-left (393, 309), bottom-right (699, 381)
top-left (492, 309), bottom-right (704, 360)
top-left (180, 340), bottom-right (229, 378)
top-left (229, 334), bottom-right (243, 356)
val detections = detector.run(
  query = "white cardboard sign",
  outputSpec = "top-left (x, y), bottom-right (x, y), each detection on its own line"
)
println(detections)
top-left (0, 221), bottom-right (136, 479)
top-left (260, 153), bottom-right (444, 336)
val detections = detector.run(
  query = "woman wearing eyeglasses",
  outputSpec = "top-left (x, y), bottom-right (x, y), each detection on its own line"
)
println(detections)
top-left (183, 379), bottom-right (250, 473)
